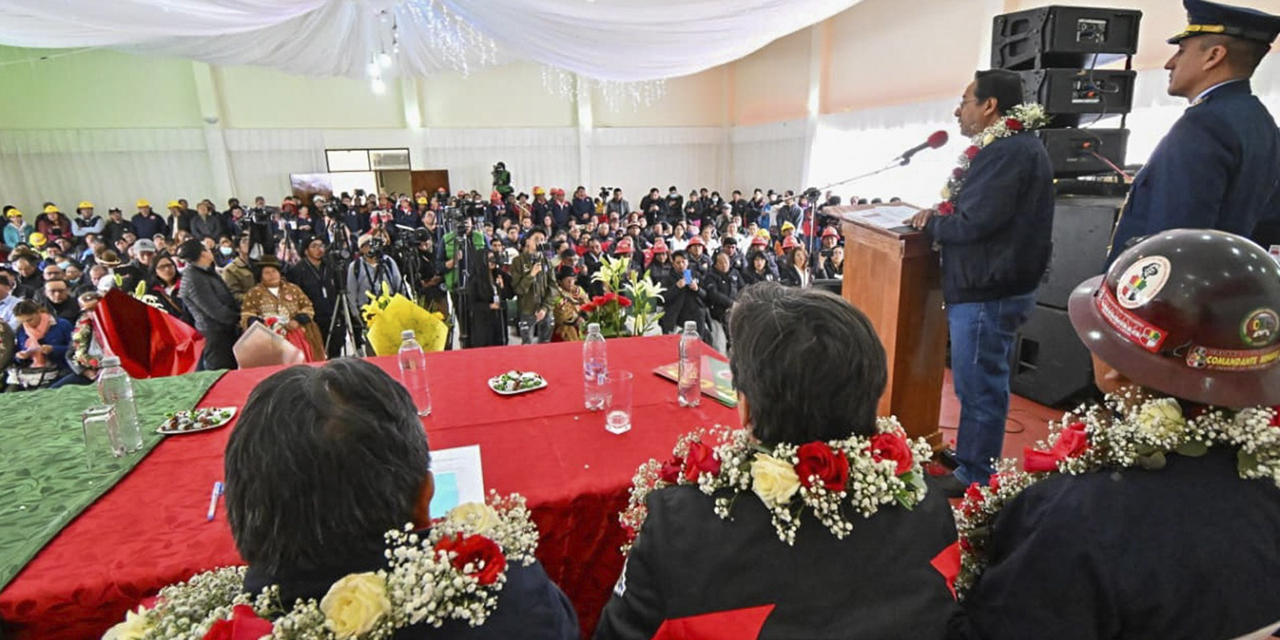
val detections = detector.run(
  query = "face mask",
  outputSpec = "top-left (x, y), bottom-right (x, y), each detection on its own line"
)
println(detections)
top-left (219, 246), bottom-right (233, 256)
top-left (58, 261), bottom-right (70, 270)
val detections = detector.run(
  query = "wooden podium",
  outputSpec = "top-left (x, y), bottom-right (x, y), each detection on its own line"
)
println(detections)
top-left (830, 205), bottom-right (946, 448)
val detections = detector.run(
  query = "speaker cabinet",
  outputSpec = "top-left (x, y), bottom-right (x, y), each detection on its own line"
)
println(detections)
top-left (1038, 196), bottom-right (1121, 309)
top-left (1037, 128), bottom-right (1129, 177)
top-left (1010, 305), bottom-right (1096, 406)
top-left (993, 6), bottom-right (1142, 70)
top-left (1017, 69), bottom-right (1135, 122)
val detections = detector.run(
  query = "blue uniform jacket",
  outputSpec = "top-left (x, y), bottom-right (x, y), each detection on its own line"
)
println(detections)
top-left (1107, 80), bottom-right (1280, 265)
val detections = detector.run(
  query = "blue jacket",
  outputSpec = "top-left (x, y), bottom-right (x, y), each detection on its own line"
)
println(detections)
top-left (15, 316), bottom-right (73, 370)
top-left (1108, 80), bottom-right (1280, 265)
top-left (925, 132), bottom-right (1055, 304)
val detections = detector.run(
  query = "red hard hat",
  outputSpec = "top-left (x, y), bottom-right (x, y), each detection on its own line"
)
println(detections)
top-left (1069, 229), bottom-right (1280, 407)
top-left (822, 226), bottom-right (839, 239)
top-left (782, 236), bottom-right (801, 250)
top-left (687, 236), bottom-right (705, 247)
top-left (615, 239), bottom-right (633, 254)
top-left (652, 239), bottom-right (669, 254)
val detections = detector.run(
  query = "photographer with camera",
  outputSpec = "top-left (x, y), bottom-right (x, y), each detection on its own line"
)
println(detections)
top-left (411, 230), bottom-right (446, 314)
top-left (440, 215), bottom-right (487, 346)
top-left (346, 234), bottom-right (402, 320)
top-left (511, 226), bottom-right (557, 345)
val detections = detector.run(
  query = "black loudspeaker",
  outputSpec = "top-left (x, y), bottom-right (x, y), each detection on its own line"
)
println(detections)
top-left (1037, 128), bottom-right (1129, 177)
top-left (992, 6), bottom-right (1143, 70)
top-left (1016, 69), bottom-right (1135, 122)
top-left (813, 279), bottom-right (843, 296)
top-left (1010, 305), bottom-right (1096, 406)
top-left (1038, 196), bottom-right (1122, 309)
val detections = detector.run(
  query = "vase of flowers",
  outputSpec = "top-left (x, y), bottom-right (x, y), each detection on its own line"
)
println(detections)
top-left (588, 256), bottom-right (666, 338)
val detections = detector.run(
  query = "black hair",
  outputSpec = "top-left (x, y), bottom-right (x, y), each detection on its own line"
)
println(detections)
top-left (973, 69), bottom-right (1024, 115)
top-left (729, 283), bottom-right (887, 443)
top-left (14, 299), bottom-right (42, 317)
top-left (671, 250), bottom-right (688, 262)
top-left (1198, 34), bottom-right (1271, 74)
top-left (177, 239), bottom-right (206, 263)
top-left (225, 359), bottom-right (429, 574)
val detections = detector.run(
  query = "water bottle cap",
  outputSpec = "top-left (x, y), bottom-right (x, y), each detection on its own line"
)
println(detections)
top-left (587, 323), bottom-right (601, 333)
top-left (684, 321), bottom-right (697, 332)
top-left (101, 356), bottom-right (120, 367)
top-left (401, 330), bottom-right (415, 339)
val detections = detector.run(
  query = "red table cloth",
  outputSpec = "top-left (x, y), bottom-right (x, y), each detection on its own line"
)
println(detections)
top-left (0, 335), bottom-right (737, 639)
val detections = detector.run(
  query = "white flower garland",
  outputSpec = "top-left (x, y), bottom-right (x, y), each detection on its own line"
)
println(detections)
top-left (935, 103), bottom-right (1050, 214)
top-left (104, 493), bottom-right (540, 640)
top-left (620, 418), bottom-right (933, 552)
top-left (953, 389), bottom-right (1280, 599)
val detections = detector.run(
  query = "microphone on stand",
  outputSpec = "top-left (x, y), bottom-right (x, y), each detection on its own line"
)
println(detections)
top-left (896, 130), bottom-right (950, 165)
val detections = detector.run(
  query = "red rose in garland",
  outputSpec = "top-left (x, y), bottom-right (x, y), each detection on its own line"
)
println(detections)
top-left (937, 201), bottom-right (955, 216)
top-left (202, 605), bottom-right (273, 640)
top-left (1023, 422), bottom-right (1090, 473)
top-left (1270, 407), bottom-right (1280, 428)
top-left (963, 145), bottom-right (981, 160)
top-left (952, 167), bottom-right (966, 179)
top-left (794, 442), bottom-right (850, 491)
top-left (659, 455), bottom-right (683, 484)
top-left (867, 431), bottom-right (914, 475)
top-left (434, 533), bottom-right (506, 585)
top-left (683, 441), bottom-right (721, 482)
top-left (1005, 118), bottom-right (1023, 131)
top-left (964, 483), bottom-right (986, 505)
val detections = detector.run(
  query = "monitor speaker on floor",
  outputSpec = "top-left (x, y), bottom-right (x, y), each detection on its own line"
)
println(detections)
top-left (1038, 196), bottom-right (1122, 309)
top-left (1010, 305), bottom-right (1096, 406)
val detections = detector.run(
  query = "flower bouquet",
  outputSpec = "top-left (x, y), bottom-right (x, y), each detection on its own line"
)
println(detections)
top-left (260, 315), bottom-right (289, 339)
top-left (361, 282), bottom-right (448, 356)
top-left (589, 255), bottom-right (666, 338)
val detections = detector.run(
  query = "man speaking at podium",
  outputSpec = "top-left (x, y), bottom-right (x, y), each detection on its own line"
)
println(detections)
top-left (1106, 0), bottom-right (1280, 264)
top-left (909, 70), bottom-right (1054, 493)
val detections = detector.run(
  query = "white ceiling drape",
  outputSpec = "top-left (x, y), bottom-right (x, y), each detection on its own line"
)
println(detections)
top-left (0, 0), bottom-right (860, 82)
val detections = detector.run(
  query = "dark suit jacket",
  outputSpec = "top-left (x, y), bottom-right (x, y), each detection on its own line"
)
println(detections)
top-left (949, 448), bottom-right (1280, 640)
top-left (244, 537), bottom-right (578, 640)
top-left (925, 132), bottom-right (1054, 304)
top-left (595, 482), bottom-right (958, 640)
top-left (1108, 80), bottom-right (1280, 265)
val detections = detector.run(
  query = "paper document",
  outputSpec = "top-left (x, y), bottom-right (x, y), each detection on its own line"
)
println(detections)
top-left (428, 444), bottom-right (485, 515)
top-left (846, 204), bottom-right (919, 230)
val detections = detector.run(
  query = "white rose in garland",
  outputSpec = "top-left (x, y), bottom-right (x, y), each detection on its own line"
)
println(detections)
top-left (750, 453), bottom-right (801, 508)
top-left (321, 572), bottom-right (392, 639)
top-left (447, 502), bottom-right (502, 535)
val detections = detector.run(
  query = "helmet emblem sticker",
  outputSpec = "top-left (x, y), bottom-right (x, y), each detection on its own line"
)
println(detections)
top-left (1117, 256), bottom-right (1172, 309)
top-left (1241, 308), bottom-right (1279, 347)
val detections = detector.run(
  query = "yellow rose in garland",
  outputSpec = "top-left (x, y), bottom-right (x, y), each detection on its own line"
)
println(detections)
top-left (321, 572), bottom-right (393, 639)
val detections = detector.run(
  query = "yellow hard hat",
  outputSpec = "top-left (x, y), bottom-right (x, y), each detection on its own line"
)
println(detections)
top-left (78, 201), bottom-right (94, 209)
top-left (167, 200), bottom-right (182, 209)
top-left (533, 186), bottom-right (546, 196)
top-left (28, 232), bottom-right (47, 247)
top-left (5, 208), bottom-right (22, 218)
top-left (416, 196), bottom-right (429, 205)
top-left (781, 221), bottom-right (795, 232)
top-left (43, 204), bottom-right (59, 214)
top-left (136, 198), bottom-right (151, 208)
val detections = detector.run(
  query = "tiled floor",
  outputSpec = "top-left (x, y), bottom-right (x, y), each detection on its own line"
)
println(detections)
top-left (937, 369), bottom-right (1068, 466)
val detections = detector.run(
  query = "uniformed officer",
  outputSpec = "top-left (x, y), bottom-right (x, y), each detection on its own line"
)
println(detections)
top-left (1107, 0), bottom-right (1280, 265)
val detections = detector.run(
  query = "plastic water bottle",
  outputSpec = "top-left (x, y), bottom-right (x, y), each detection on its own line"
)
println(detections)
top-left (97, 356), bottom-right (143, 452)
top-left (678, 321), bottom-right (701, 407)
top-left (583, 323), bottom-right (608, 411)
top-left (397, 330), bottom-right (432, 416)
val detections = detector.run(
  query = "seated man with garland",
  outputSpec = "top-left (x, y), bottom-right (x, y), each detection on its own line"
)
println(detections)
top-left (105, 359), bottom-right (578, 639)
top-left (596, 282), bottom-right (958, 640)
top-left (948, 229), bottom-right (1280, 640)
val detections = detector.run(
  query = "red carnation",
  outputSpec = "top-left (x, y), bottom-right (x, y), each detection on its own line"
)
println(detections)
top-left (868, 431), bottom-right (915, 475)
top-left (604, 292), bottom-right (618, 303)
top-left (592, 296), bottom-right (607, 306)
top-left (618, 296), bottom-right (633, 308)
top-left (434, 533), bottom-right (506, 585)
top-left (659, 455), bottom-right (682, 484)
top-left (937, 201), bottom-right (955, 216)
top-left (581, 302), bottom-right (596, 313)
top-left (683, 441), bottom-right (721, 482)
top-left (1005, 118), bottom-right (1023, 131)
top-left (963, 145), bottom-right (981, 160)
top-left (952, 167), bottom-right (966, 179)
top-left (795, 442), bottom-right (850, 491)
top-left (202, 605), bottom-right (273, 640)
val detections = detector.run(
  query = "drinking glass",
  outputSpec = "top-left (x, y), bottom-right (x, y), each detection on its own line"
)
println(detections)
top-left (604, 371), bottom-right (633, 435)
top-left (82, 405), bottom-right (125, 475)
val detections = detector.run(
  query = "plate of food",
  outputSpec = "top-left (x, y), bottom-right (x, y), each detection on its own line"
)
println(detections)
top-left (157, 407), bottom-right (237, 435)
top-left (487, 370), bottom-right (548, 395)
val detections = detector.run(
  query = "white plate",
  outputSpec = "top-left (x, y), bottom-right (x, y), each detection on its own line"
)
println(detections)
top-left (487, 375), bottom-right (548, 396)
top-left (157, 407), bottom-right (237, 435)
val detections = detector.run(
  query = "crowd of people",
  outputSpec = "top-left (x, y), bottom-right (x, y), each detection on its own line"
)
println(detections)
top-left (0, 181), bottom-right (880, 385)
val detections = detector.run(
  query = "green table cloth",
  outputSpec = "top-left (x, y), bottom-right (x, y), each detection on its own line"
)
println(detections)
top-left (0, 371), bottom-right (224, 590)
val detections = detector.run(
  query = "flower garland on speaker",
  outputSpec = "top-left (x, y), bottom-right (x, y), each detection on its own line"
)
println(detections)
top-left (620, 418), bottom-right (933, 553)
top-left (935, 102), bottom-right (1049, 215)
top-left (952, 388), bottom-right (1280, 599)
top-left (103, 493), bottom-right (539, 640)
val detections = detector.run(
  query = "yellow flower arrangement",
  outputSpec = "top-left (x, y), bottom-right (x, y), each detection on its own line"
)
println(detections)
top-left (361, 282), bottom-right (448, 355)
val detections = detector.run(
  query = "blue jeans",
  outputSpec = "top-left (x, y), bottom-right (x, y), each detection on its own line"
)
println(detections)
top-left (947, 292), bottom-right (1036, 486)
